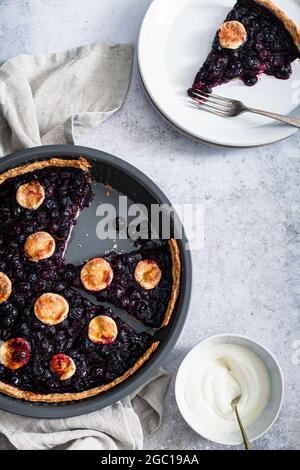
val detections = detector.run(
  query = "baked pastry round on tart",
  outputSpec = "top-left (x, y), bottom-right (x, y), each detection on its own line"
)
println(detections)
top-left (0, 157), bottom-right (180, 402)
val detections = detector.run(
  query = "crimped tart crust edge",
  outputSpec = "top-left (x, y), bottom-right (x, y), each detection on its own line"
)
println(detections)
top-left (0, 157), bottom-right (90, 185)
top-left (0, 342), bottom-right (159, 402)
top-left (162, 239), bottom-right (181, 328)
top-left (254, 0), bottom-right (300, 52)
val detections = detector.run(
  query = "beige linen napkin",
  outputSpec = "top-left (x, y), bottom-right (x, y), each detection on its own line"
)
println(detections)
top-left (0, 42), bottom-right (170, 450)
top-left (0, 42), bottom-right (133, 155)
top-left (0, 370), bottom-right (170, 450)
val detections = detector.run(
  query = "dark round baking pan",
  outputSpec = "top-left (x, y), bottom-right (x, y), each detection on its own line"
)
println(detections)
top-left (0, 144), bottom-right (192, 418)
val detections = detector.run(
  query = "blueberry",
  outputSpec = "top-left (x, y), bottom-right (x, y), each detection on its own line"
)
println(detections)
top-left (0, 315), bottom-right (13, 328)
top-left (274, 64), bottom-right (292, 79)
top-left (48, 223), bottom-right (59, 233)
top-left (62, 197), bottom-right (72, 207)
top-left (0, 329), bottom-right (10, 340)
top-left (64, 289), bottom-right (73, 299)
top-left (11, 376), bottom-right (20, 386)
top-left (226, 61), bottom-right (242, 78)
top-left (245, 56), bottom-right (260, 72)
top-left (110, 286), bottom-right (124, 299)
top-left (0, 208), bottom-right (10, 220)
top-left (35, 279), bottom-right (49, 291)
top-left (58, 228), bottom-right (70, 239)
top-left (46, 200), bottom-right (57, 210)
top-left (29, 273), bottom-right (38, 283)
top-left (37, 211), bottom-right (46, 222)
top-left (137, 300), bottom-right (148, 314)
top-left (63, 270), bottom-right (75, 281)
top-left (119, 297), bottom-right (129, 309)
top-left (19, 322), bottom-right (30, 336)
top-left (272, 56), bottom-right (284, 67)
top-left (94, 367), bottom-right (103, 377)
top-left (272, 42), bottom-right (282, 53)
top-left (264, 32), bottom-right (275, 43)
top-left (243, 75), bottom-right (258, 86)
top-left (13, 207), bottom-right (22, 217)
top-left (14, 293), bottom-right (25, 304)
top-left (18, 282), bottom-right (31, 293)
top-left (76, 365), bottom-right (88, 379)
top-left (54, 282), bottom-right (65, 292)
top-left (63, 208), bottom-right (72, 217)
top-left (228, 9), bottom-right (239, 20)
top-left (259, 48), bottom-right (269, 59)
top-left (50, 210), bottom-right (60, 219)
top-left (46, 186), bottom-right (55, 197)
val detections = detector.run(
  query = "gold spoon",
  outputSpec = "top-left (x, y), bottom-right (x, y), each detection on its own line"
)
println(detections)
top-left (231, 396), bottom-right (252, 450)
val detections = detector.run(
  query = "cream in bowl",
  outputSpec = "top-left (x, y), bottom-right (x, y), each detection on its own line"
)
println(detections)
top-left (185, 343), bottom-right (270, 434)
top-left (175, 335), bottom-right (284, 446)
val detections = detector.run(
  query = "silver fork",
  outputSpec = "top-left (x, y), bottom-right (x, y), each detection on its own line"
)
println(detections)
top-left (188, 87), bottom-right (300, 128)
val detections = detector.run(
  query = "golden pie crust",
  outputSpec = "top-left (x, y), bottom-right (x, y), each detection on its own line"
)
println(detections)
top-left (254, 0), bottom-right (300, 52)
top-left (0, 157), bottom-right (90, 185)
top-left (0, 156), bottom-right (181, 402)
top-left (162, 240), bottom-right (181, 327)
top-left (219, 21), bottom-right (247, 49)
top-left (0, 342), bottom-right (159, 402)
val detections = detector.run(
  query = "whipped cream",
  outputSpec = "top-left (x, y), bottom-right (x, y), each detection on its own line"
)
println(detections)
top-left (184, 343), bottom-right (270, 433)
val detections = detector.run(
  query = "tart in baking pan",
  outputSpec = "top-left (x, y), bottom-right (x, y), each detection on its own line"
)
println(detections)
top-left (0, 157), bottom-right (180, 401)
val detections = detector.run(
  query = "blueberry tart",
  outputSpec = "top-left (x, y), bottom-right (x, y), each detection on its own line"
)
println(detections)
top-left (189, 0), bottom-right (300, 94)
top-left (0, 157), bottom-right (179, 402)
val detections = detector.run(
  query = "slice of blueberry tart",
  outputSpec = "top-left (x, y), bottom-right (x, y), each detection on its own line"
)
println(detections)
top-left (188, 0), bottom-right (300, 94)
top-left (0, 297), bottom-right (157, 402)
top-left (75, 239), bottom-right (180, 329)
top-left (0, 157), bottom-right (180, 402)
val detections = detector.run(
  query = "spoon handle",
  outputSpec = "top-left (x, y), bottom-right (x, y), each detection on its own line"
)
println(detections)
top-left (233, 405), bottom-right (252, 450)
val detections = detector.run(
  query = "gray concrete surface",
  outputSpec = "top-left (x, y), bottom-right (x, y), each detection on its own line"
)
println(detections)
top-left (0, 0), bottom-right (299, 450)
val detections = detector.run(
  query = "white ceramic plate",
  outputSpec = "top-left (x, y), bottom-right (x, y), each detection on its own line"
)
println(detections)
top-left (175, 334), bottom-right (284, 446)
top-left (138, 0), bottom-right (300, 147)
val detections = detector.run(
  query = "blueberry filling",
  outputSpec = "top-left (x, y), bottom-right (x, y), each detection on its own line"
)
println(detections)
top-left (0, 167), bottom-right (94, 339)
top-left (0, 165), bottom-right (171, 395)
top-left (0, 295), bottom-right (152, 393)
top-left (0, 166), bottom-right (93, 270)
top-left (189, 0), bottom-right (300, 94)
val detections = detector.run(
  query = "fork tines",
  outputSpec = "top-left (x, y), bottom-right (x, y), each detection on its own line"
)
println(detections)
top-left (188, 87), bottom-right (233, 117)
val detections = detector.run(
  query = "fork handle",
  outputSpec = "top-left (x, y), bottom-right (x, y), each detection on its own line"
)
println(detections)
top-left (246, 107), bottom-right (300, 128)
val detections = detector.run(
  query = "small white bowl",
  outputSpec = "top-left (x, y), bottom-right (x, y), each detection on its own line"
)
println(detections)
top-left (175, 334), bottom-right (284, 446)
